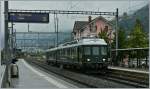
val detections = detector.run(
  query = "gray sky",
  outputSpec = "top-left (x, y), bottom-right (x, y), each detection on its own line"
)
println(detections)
top-left (0, 0), bottom-right (149, 49)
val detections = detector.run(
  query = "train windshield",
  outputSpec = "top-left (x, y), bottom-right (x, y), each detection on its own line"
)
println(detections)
top-left (92, 47), bottom-right (99, 55)
top-left (84, 46), bottom-right (100, 56)
top-left (84, 47), bottom-right (91, 55)
top-left (101, 46), bottom-right (107, 55)
top-left (84, 46), bottom-right (107, 56)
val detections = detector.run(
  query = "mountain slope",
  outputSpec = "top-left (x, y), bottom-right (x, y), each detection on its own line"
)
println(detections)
top-left (112, 5), bottom-right (149, 34)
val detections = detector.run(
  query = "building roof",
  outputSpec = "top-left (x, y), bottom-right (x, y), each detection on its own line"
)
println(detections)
top-left (72, 16), bottom-right (113, 33)
top-left (90, 16), bottom-right (113, 26)
top-left (73, 21), bottom-right (88, 32)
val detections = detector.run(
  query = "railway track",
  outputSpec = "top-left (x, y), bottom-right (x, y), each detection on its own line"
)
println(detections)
top-left (25, 58), bottom-right (149, 88)
top-left (106, 69), bottom-right (149, 85)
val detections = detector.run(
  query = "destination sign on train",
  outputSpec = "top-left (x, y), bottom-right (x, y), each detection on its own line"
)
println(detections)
top-left (8, 12), bottom-right (49, 23)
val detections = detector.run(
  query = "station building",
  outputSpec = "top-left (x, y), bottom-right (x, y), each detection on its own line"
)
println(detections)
top-left (72, 16), bottom-right (115, 44)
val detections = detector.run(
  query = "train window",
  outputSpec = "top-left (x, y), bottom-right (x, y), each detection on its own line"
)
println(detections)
top-left (70, 48), bottom-right (72, 56)
top-left (66, 49), bottom-right (67, 55)
top-left (84, 47), bottom-right (91, 55)
top-left (67, 48), bottom-right (69, 56)
top-left (79, 46), bottom-right (83, 59)
top-left (60, 50), bottom-right (62, 55)
top-left (59, 50), bottom-right (60, 56)
top-left (74, 47), bottom-right (77, 58)
top-left (101, 46), bottom-right (107, 55)
top-left (62, 49), bottom-right (64, 55)
top-left (71, 48), bottom-right (73, 57)
top-left (92, 47), bottom-right (99, 55)
top-left (73, 47), bottom-right (75, 57)
top-left (71, 48), bottom-right (73, 56)
top-left (64, 49), bottom-right (66, 56)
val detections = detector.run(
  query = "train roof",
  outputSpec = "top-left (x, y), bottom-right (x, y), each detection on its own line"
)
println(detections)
top-left (78, 38), bottom-right (107, 45)
top-left (46, 38), bottom-right (107, 52)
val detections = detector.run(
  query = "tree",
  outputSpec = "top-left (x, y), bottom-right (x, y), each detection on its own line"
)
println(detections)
top-left (111, 27), bottom-right (127, 49)
top-left (127, 19), bottom-right (149, 48)
top-left (126, 19), bottom-right (149, 68)
top-left (118, 27), bottom-right (127, 48)
top-left (98, 29), bottom-right (109, 43)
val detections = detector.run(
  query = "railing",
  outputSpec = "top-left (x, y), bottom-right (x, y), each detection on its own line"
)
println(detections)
top-left (110, 47), bottom-right (149, 69)
top-left (1, 58), bottom-right (12, 88)
top-left (0, 65), bottom-right (7, 88)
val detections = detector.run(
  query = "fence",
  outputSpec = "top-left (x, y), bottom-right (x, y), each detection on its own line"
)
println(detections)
top-left (111, 47), bottom-right (149, 69)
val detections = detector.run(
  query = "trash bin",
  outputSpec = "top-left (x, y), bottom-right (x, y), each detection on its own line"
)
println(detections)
top-left (10, 58), bottom-right (19, 78)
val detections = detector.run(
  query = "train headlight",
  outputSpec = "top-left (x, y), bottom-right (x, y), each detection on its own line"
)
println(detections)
top-left (103, 58), bottom-right (106, 61)
top-left (87, 59), bottom-right (91, 62)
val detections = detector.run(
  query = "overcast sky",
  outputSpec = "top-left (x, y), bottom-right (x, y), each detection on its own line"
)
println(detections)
top-left (0, 0), bottom-right (149, 49)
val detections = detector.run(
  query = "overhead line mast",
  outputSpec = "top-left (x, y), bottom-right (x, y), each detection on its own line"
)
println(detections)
top-left (9, 9), bottom-right (116, 16)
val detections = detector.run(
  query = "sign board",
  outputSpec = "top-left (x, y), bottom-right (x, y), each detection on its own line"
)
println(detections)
top-left (8, 12), bottom-right (49, 23)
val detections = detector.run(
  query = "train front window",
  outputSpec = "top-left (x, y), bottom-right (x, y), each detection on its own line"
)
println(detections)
top-left (101, 46), bottom-right (107, 55)
top-left (84, 47), bottom-right (91, 55)
top-left (92, 47), bottom-right (99, 55)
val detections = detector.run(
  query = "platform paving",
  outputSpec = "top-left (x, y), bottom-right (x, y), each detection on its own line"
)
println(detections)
top-left (11, 59), bottom-right (78, 88)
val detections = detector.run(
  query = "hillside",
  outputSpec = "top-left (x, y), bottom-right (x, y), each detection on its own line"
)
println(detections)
top-left (112, 5), bottom-right (149, 35)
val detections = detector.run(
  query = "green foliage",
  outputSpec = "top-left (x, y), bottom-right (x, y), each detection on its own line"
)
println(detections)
top-left (118, 27), bottom-right (127, 48)
top-left (127, 19), bottom-right (149, 48)
top-left (111, 27), bottom-right (127, 49)
top-left (98, 29), bottom-right (109, 44)
top-left (111, 19), bottom-right (148, 49)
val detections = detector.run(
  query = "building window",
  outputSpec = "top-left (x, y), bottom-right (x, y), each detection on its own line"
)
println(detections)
top-left (92, 23), bottom-right (97, 32)
top-left (104, 26), bottom-right (108, 32)
top-left (95, 25), bottom-right (97, 32)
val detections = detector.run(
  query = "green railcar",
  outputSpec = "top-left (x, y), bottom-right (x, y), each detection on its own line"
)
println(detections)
top-left (45, 38), bottom-right (109, 72)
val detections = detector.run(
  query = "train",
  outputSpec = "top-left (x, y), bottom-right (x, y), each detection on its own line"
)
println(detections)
top-left (45, 37), bottom-right (109, 72)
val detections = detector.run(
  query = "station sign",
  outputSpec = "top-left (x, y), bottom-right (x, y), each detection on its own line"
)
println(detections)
top-left (8, 12), bottom-right (49, 23)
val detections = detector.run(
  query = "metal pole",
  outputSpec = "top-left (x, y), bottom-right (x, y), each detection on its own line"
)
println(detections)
top-left (4, 1), bottom-right (9, 63)
top-left (14, 29), bottom-right (16, 56)
top-left (23, 33), bottom-right (25, 51)
top-left (38, 32), bottom-right (39, 50)
top-left (54, 13), bottom-right (56, 47)
top-left (54, 38), bottom-right (55, 47)
top-left (116, 8), bottom-right (119, 57)
top-left (56, 14), bottom-right (59, 64)
top-left (11, 22), bottom-right (14, 57)
top-left (54, 13), bottom-right (56, 33)
top-left (56, 14), bottom-right (58, 47)
top-left (4, 1), bottom-right (11, 88)
top-left (28, 23), bottom-right (29, 32)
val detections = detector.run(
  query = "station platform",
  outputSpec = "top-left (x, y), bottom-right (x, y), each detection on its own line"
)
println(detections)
top-left (108, 66), bottom-right (149, 74)
top-left (11, 59), bottom-right (78, 88)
